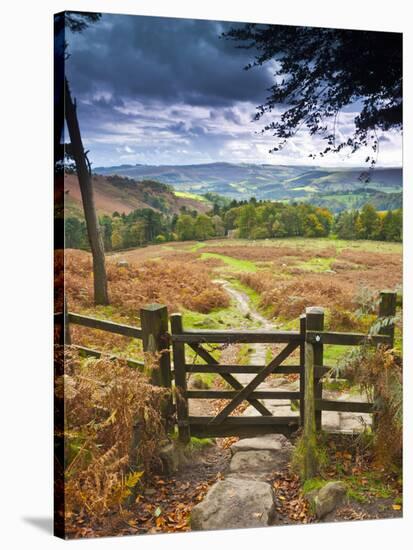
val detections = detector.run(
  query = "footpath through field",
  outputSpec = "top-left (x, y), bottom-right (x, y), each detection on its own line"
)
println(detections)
top-left (210, 279), bottom-right (371, 433)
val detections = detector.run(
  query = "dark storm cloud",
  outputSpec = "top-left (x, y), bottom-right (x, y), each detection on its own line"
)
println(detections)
top-left (63, 13), bottom-right (401, 167)
top-left (66, 14), bottom-right (272, 108)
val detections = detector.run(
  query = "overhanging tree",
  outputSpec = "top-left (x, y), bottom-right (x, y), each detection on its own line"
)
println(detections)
top-left (224, 25), bottom-right (402, 166)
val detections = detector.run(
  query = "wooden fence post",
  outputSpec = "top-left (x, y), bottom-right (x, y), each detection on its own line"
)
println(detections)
top-left (373, 291), bottom-right (397, 431)
top-left (305, 306), bottom-right (324, 430)
top-left (59, 296), bottom-right (71, 345)
top-left (303, 335), bottom-right (317, 479)
top-left (140, 303), bottom-right (171, 389)
top-left (64, 296), bottom-right (71, 345)
top-left (299, 314), bottom-right (306, 427)
top-left (170, 313), bottom-right (190, 444)
top-left (378, 291), bottom-right (397, 346)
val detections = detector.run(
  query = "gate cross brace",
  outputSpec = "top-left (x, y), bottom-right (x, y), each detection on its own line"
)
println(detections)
top-left (209, 342), bottom-right (299, 426)
top-left (188, 343), bottom-right (273, 417)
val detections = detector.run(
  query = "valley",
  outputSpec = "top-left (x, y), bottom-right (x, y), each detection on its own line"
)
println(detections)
top-left (93, 162), bottom-right (402, 212)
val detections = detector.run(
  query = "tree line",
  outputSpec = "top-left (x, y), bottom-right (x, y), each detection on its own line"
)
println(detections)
top-left (64, 200), bottom-right (402, 250)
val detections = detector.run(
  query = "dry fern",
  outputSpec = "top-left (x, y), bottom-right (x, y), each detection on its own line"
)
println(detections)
top-left (55, 346), bottom-right (170, 522)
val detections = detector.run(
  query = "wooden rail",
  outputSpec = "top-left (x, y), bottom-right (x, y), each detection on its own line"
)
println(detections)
top-left (187, 416), bottom-right (300, 438)
top-left (171, 329), bottom-right (302, 344)
top-left (184, 364), bottom-right (329, 376)
top-left (68, 312), bottom-right (143, 339)
top-left (306, 331), bottom-right (391, 346)
top-left (315, 399), bottom-right (374, 413)
top-left (186, 390), bottom-right (301, 400)
top-left (56, 305), bottom-right (172, 396)
top-left (73, 344), bottom-right (145, 370)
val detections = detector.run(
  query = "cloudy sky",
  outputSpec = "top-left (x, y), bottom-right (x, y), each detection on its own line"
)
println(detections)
top-left (65, 13), bottom-right (402, 168)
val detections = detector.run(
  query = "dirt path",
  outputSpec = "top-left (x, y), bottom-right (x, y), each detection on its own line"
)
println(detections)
top-left (209, 279), bottom-right (371, 432)
top-left (213, 279), bottom-right (274, 385)
top-left (188, 278), bottom-right (277, 417)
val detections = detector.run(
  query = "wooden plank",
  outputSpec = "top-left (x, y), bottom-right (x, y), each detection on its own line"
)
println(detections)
top-left (306, 331), bottom-right (391, 346)
top-left (173, 330), bottom-right (303, 344)
top-left (188, 416), bottom-right (299, 426)
top-left (189, 423), bottom-right (298, 439)
top-left (188, 416), bottom-right (300, 437)
top-left (68, 312), bottom-right (143, 339)
top-left (189, 343), bottom-right (273, 417)
top-left (171, 314), bottom-right (190, 444)
top-left (73, 345), bottom-right (145, 370)
top-left (187, 364), bottom-right (295, 374)
top-left (316, 399), bottom-right (373, 413)
top-left (186, 364), bottom-right (329, 376)
top-left (209, 342), bottom-right (299, 425)
top-left (186, 390), bottom-right (302, 399)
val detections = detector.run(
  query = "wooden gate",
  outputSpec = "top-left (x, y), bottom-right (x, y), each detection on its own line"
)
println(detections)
top-left (170, 313), bottom-right (308, 443)
top-left (170, 291), bottom-right (396, 444)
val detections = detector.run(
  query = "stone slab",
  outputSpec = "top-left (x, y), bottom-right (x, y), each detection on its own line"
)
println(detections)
top-left (191, 478), bottom-right (275, 531)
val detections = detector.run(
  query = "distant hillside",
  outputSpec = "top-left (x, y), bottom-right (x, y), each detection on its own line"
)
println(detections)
top-left (64, 173), bottom-right (211, 217)
top-left (94, 162), bottom-right (402, 211)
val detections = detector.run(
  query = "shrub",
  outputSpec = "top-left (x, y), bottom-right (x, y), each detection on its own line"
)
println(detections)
top-left (336, 344), bottom-right (402, 468)
top-left (65, 249), bottom-right (230, 317)
top-left (328, 308), bottom-right (360, 331)
top-left (55, 347), bottom-right (170, 522)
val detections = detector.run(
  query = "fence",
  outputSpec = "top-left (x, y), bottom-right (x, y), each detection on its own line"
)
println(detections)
top-left (55, 301), bottom-right (172, 389)
top-left (55, 291), bottom-right (397, 444)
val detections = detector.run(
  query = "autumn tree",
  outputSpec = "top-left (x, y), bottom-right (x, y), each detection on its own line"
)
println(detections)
top-left (194, 215), bottom-right (215, 240)
top-left (357, 203), bottom-right (381, 239)
top-left (236, 204), bottom-right (258, 238)
top-left (382, 209), bottom-right (402, 242)
top-left (176, 214), bottom-right (195, 240)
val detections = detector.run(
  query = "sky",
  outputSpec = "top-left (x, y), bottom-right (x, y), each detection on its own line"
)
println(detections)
top-left (65, 13), bottom-right (402, 168)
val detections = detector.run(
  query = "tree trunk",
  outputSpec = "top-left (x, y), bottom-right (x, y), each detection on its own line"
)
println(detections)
top-left (64, 78), bottom-right (109, 305)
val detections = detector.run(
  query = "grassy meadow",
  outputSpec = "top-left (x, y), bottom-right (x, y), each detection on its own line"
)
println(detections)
top-left (65, 236), bottom-right (402, 366)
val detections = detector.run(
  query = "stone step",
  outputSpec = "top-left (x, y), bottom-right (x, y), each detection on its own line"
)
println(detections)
top-left (231, 433), bottom-right (293, 454)
top-left (190, 478), bottom-right (275, 531)
top-left (229, 448), bottom-right (291, 477)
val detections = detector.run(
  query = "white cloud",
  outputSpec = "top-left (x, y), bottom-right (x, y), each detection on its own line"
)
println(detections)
top-left (82, 97), bottom-right (402, 168)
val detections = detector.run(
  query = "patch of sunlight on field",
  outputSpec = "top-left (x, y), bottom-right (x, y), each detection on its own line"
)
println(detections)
top-left (191, 242), bottom-right (207, 252)
top-left (295, 257), bottom-right (336, 272)
top-left (174, 190), bottom-right (208, 202)
top-left (181, 302), bottom-right (260, 331)
top-left (200, 252), bottom-right (258, 272)
top-left (201, 237), bottom-right (402, 255)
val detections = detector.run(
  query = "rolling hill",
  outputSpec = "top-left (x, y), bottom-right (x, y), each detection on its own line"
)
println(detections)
top-left (64, 172), bottom-right (211, 217)
top-left (93, 162), bottom-right (402, 211)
